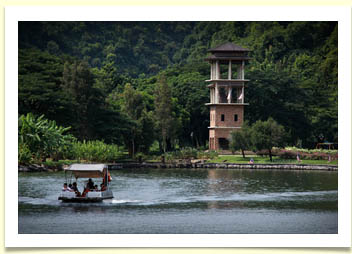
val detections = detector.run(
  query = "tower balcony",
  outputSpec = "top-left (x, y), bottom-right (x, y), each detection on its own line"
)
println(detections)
top-left (206, 79), bottom-right (249, 83)
top-left (208, 84), bottom-right (247, 104)
top-left (208, 126), bottom-right (241, 129)
top-left (205, 103), bottom-right (249, 106)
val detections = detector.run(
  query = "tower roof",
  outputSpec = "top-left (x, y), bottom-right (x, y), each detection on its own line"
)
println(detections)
top-left (208, 42), bottom-right (250, 52)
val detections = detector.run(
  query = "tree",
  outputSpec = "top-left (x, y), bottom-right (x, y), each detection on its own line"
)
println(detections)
top-left (135, 109), bottom-right (155, 154)
top-left (168, 68), bottom-right (209, 147)
top-left (92, 62), bottom-right (118, 95)
top-left (229, 122), bottom-right (252, 158)
top-left (154, 75), bottom-right (174, 153)
top-left (62, 60), bottom-right (103, 140)
top-left (18, 48), bottom-right (71, 126)
top-left (246, 58), bottom-right (311, 146)
top-left (120, 83), bottom-right (154, 156)
top-left (251, 118), bottom-right (287, 161)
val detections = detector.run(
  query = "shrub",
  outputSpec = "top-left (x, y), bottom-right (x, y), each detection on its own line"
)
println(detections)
top-left (18, 143), bottom-right (33, 165)
top-left (18, 113), bottom-right (75, 162)
top-left (276, 150), bottom-right (296, 159)
top-left (163, 152), bottom-right (174, 163)
top-left (70, 140), bottom-right (124, 163)
top-left (71, 140), bottom-right (123, 162)
top-left (277, 147), bottom-right (337, 161)
top-left (310, 152), bottom-right (326, 160)
top-left (161, 148), bottom-right (219, 162)
top-left (284, 146), bottom-right (338, 155)
top-left (197, 150), bottom-right (218, 160)
top-left (178, 147), bottom-right (198, 159)
top-left (256, 150), bottom-right (269, 157)
top-left (135, 152), bottom-right (148, 162)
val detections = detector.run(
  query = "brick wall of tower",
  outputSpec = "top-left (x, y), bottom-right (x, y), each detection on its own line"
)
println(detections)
top-left (209, 128), bottom-right (240, 150)
top-left (209, 105), bottom-right (244, 128)
top-left (209, 128), bottom-right (233, 138)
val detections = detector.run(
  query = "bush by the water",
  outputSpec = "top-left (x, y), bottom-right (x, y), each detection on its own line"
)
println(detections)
top-left (284, 146), bottom-right (338, 155)
top-left (163, 147), bottom-right (218, 162)
top-left (18, 113), bottom-right (75, 164)
top-left (69, 140), bottom-right (124, 163)
top-left (18, 143), bottom-right (33, 165)
top-left (18, 113), bottom-right (124, 164)
top-left (273, 147), bottom-right (338, 161)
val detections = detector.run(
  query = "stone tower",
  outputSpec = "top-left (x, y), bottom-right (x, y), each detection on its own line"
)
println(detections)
top-left (205, 42), bottom-right (251, 150)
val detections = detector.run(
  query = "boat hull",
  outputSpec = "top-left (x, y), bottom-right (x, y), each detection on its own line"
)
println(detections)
top-left (58, 196), bottom-right (113, 203)
top-left (58, 190), bottom-right (113, 203)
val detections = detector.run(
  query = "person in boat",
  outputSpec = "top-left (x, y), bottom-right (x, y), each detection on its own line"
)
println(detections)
top-left (81, 186), bottom-right (90, 197)
top-left (71, 182), bottom-right (78, 192)
top-left (71, 182), bottom-right (81, 196)
top-left (87, 178), bottom-right (95, 190)
top-left (102, 172), bottom-right (112, 186)
top-left (68, 183), bottom-right (74, 192)
top-left (93, 185), bottom-right (98, 191)
top-left (62, 183), bottom-right (69, 191)
top-left (100, 183), bottom-right (107, 191)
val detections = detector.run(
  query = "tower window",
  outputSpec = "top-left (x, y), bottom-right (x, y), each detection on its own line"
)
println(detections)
top-left (234, 114), bottom-right (238, 121)
top-left (221, 114), bottom-right (225, 121)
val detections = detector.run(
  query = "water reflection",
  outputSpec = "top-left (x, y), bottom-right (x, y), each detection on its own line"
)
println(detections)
top-left (60, 204), bottom-right (108, 214)
top-left (207, 169), bottom-right (244, 209)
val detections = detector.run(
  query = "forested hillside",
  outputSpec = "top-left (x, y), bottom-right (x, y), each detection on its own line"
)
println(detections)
top-left (18, 21), bottom-right (338, 154)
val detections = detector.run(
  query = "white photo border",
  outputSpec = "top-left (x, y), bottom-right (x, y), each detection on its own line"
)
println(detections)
top-left (5, 5), bottom-right (351, 247)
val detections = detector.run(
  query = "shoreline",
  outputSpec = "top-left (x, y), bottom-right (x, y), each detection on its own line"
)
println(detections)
top-left (19, 162), bottom-right (338, 172)
top-left (109, 162), bottom-right (337, 171)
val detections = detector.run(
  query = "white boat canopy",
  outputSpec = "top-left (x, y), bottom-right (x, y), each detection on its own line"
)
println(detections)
top-left (65, 164), bottom-right (108, 178)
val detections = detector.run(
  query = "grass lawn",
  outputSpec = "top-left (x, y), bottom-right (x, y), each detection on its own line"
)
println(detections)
top-left (207, 155), bottom-right (338, 165)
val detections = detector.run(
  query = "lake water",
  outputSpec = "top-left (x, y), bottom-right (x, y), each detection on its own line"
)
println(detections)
top-left (18, 168), bottom-right (338, 234)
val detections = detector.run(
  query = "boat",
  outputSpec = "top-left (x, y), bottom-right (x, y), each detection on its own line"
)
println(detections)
top-left (58, 163), bottom-right (113, 203)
